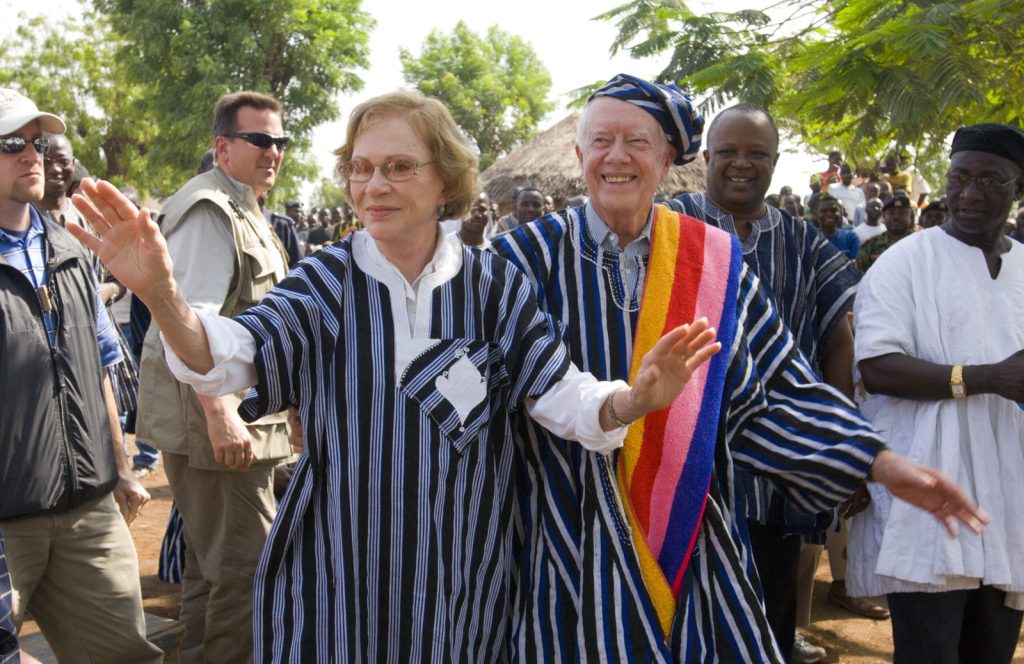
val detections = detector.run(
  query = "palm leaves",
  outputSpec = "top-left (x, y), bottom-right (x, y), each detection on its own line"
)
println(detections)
top-left (593, 0), bottom-right (1023, 171)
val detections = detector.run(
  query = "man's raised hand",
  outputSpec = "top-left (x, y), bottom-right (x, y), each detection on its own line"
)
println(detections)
top-left (615, 318), bottom-right (722, 423)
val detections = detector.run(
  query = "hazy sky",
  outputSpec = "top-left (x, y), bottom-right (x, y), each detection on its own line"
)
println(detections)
top-left (2, 0), bottom-right (819, 197)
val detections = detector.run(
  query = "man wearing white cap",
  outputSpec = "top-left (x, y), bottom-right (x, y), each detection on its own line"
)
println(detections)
top-left (0, 88), bottom-right (161, 663)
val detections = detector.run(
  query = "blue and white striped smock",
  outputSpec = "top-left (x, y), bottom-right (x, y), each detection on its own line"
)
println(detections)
top-left (491, 205), bottom-right (884, 663)
top-left (668, 193), bottom-right (862, 531)
top-left (235, 234), bottom-right (572, 663)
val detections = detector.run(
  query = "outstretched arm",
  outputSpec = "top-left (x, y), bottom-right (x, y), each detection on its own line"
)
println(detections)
top-left (870, 450), bottom-right (989, 538)
top-left (70, 179), bottom-right (215, 374)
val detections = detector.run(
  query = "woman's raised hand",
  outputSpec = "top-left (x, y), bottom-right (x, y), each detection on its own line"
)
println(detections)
top-left (70, 179), bottom-right (175, 301)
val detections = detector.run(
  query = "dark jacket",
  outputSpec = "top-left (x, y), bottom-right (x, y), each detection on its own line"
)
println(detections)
top-left (264, 209), bottom-right (302, 268)
top-left (0, 217), bottom-right (118, 520)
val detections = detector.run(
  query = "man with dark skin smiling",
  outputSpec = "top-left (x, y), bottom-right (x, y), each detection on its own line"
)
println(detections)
top-left (38, 134), bottom-right (124, 305)
top-left (855, 193), bottom-right (915, 272)
top-left (38, 133), bottom-right (74, 219)
top-left (848, 123), bottom-right (1024, 664)
top-left (451, 190), bottom-right (492, 248)
top-left (669, 104), bottom-right (865, 661)
top-left (815, 192), bottom-right (860, 261)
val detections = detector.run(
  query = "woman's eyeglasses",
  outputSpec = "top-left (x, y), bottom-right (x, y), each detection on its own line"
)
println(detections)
top-left (339, 158), bottom-right (436, 183)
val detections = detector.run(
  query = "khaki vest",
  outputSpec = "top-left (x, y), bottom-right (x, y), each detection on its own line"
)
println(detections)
top-left (137, 168), bottom-right (292, 470)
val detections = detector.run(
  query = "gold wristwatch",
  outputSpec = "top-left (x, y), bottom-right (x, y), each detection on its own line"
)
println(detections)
top-left (950, 364), bottom-right (967, 399)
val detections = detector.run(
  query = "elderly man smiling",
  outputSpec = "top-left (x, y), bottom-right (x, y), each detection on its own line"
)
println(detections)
top-left (491, 74), bottom-right (989, 663)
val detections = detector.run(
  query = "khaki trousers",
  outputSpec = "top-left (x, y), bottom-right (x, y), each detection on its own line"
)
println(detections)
top-left (0, 494), bottom-right (163, 664)
top-left (796, 543), bottom-right (823, 628)
top-left (164, 452), bottom-right (276, 664)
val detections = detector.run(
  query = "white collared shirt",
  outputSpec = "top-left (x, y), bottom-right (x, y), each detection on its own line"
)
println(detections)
top-left (168, 228), bottom-right (628, 452)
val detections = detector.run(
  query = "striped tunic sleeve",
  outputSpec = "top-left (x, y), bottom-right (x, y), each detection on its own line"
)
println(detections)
top-left (492, 209), bottom-right (885, 663)
top-left (234, 253), bottom-right (338, 421)
top-left (724, 264), bottom-right (885, 513)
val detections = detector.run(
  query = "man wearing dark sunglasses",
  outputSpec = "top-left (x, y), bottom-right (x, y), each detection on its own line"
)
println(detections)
top-left (0, 88), bottom-right (162, 662)
top-left (135, 89), bottom-right (292, 664)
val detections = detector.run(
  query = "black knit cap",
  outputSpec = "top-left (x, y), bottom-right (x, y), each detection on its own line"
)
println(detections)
top-left (950, 123), bottom-right (1024, 169)
top-left (883, 193), bottom-right (912, 211)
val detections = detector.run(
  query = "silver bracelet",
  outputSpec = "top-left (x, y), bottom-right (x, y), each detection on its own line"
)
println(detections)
top-left (605, 390), bottom-right (634, 428)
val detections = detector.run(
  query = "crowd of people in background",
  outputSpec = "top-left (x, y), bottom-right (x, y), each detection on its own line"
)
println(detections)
top-left (1, 69), bottom-right (1022, 664)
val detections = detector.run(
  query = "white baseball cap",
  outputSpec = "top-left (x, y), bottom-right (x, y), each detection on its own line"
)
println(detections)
top-left (0, 88), bottom-right (66, 136)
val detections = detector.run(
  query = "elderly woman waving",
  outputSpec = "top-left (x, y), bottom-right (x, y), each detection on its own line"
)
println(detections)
top-left (70, 90), bottom-right (719, 663)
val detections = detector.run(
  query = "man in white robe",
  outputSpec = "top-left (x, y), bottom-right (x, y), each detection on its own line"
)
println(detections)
top-left (850, 122), bottom-right (1024, 663)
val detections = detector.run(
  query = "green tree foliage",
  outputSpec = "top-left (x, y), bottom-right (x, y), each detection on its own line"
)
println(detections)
top-left (597, 0), bottom-right (1024, 177)
top-left (0, 13), bottom-right (154, 187)
top-left (400, 21), bottom-right (554, 170)
top-left (311, 176), bottom-right (347, 209)
top-left (94, 0), bottom-right (374, 199)
top-left (2, 1), bottom-right (373, 201)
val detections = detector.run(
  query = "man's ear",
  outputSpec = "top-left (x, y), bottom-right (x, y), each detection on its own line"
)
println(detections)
top-left (703, 149), bottom-right (709, 165)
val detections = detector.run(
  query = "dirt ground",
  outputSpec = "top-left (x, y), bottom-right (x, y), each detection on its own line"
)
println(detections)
top-left (72, 458), bottom-right (1024, 662)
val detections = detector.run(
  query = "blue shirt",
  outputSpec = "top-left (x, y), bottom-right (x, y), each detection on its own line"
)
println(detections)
top-left (583, 200), bottom-right (651, 307)
top-left (0, 207), bottom-right (122, 367)
top-left (824, 228), bottom-right (861, 262)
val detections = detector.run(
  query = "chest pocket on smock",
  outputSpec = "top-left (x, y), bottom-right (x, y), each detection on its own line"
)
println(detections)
top-left (398, 339), bottom-right (510, 453)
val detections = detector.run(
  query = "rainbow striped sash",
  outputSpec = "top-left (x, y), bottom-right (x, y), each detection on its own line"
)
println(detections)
top-left (617, 205), bottom-right (741, 638)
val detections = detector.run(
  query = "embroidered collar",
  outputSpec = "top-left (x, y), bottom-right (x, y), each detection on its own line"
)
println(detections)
top-left (583, 201), bottom-right (654, 253)
top-left (694, 193), bottom-right (782, 254)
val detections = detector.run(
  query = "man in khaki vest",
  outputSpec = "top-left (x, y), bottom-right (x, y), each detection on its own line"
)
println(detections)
top-left (137, 91), bottom-right (292, 663)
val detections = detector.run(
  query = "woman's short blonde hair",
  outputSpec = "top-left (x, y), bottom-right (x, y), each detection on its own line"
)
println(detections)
top-left (333, 90), bottom-right (479, 220)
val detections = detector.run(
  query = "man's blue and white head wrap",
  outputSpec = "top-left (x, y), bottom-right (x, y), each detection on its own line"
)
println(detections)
top-left (589, 73), bottom-right (704, 165)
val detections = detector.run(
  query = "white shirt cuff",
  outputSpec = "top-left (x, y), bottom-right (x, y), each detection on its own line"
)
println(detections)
top-left (527, 365), bottom-right (629, 454)
top-left (162, 306), bottom-right (258, 396)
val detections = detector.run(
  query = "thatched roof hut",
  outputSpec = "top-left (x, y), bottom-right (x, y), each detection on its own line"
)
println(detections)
top-left (480, 112), bottom-right (706, 211)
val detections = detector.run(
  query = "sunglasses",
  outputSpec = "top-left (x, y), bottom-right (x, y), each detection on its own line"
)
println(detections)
top-left (0, 135), bottom-right (49, 155)
top-left (222, 132), bottom-right (290, 151)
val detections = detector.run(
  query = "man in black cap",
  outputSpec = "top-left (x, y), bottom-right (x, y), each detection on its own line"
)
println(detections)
top-left (848, 122), bottom-right (1024, 663)
top-left (283, 200), bottom-right (303, 226)
top-left (918, 199), bottom-right (948, 229)
top-left (855, 193), bottom-right (915, 271)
